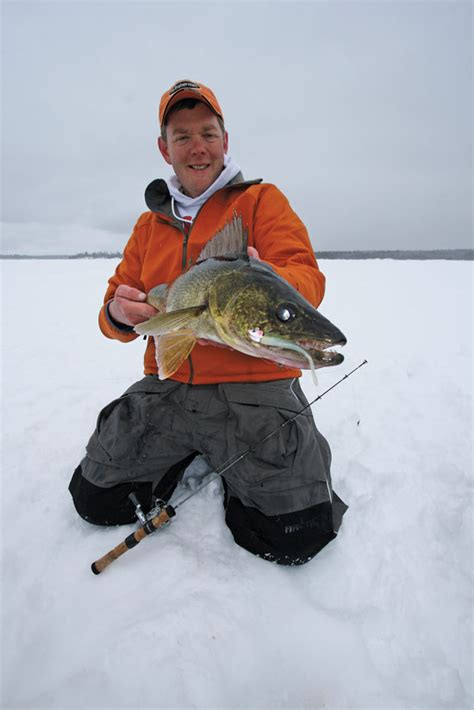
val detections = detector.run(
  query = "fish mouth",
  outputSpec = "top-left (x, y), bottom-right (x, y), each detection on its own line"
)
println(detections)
top-left (258, 334), bottom-right (346, 370)
top-left (297, 338), bottom-right (345, 367)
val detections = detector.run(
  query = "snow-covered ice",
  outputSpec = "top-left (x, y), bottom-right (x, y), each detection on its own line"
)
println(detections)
top-left (1, 258), bottom-right (472, 710)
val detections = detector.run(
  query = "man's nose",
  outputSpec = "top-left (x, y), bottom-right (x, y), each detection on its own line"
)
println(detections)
top-left (189, 135), bottom-right (206, 153)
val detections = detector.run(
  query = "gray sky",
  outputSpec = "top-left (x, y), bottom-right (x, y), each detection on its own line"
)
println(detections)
top-left (1, 0), bottom-right (472, 253)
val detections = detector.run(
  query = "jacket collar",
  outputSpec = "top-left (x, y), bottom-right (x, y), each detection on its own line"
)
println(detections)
top-left (144, 172), bottom-right (263, 217)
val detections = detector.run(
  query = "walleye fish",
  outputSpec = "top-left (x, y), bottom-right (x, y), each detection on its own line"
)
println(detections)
top-left (134, 213), bottom-right (346, 380)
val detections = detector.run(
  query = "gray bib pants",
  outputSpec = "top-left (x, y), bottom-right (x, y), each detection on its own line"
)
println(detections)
top-left (69, 376), bottom-right (347, 565)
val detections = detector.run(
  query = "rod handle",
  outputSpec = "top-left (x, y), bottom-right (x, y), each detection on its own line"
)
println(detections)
top-left (91, 506), bottom-right (175, 575)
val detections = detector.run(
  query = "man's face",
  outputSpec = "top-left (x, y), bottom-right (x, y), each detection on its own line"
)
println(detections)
top-left (158, 103), bottom-right (229, 198)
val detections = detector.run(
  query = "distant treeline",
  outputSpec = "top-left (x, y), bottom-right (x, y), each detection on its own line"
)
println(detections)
top-left (0, 251), bottom-right (123, 260)
top-left (317, 249), bottom-right (473, 260)
top-left (1, 249), bottom-right (473, 260)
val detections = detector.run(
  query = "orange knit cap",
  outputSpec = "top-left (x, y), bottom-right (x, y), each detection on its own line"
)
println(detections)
top-left (159, 80), bottom-right (224, 128)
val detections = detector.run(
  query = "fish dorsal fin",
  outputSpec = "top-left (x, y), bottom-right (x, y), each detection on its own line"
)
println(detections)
top-left (197, 212), bottom-right (248, 263)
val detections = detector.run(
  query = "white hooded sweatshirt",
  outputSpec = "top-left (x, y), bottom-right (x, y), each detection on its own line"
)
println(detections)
top-left (166, 154), bottom-right (241, 224)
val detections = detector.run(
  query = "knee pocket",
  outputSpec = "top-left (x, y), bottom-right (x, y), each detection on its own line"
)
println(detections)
top-left (221, 381), bottom-right (322, 485)
top-left (88, 392), bottom-right (177, 468)
top-left (219, 383), bottom-right (332, 513)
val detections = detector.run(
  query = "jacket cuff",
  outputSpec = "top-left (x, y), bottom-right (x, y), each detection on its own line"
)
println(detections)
top-left (105, 301), bottom-right (135, 332)
top-left (98, 301), bottom-right (138, 342)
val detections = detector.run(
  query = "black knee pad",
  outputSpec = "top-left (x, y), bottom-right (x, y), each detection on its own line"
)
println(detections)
top-left (224, 496), bottom-right (346, 565)
top-left (68, 465), bottom-right (153, 526)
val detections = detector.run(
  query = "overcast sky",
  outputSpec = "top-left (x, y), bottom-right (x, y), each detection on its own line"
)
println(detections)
top-left (1, 0), bottom-right (472, 253)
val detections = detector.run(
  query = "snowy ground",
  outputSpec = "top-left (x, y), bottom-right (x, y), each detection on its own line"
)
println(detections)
top-left (1, 258), bottom-right (472, 710)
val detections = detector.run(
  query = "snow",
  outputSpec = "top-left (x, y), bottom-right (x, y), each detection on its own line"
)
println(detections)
top-left (1, 258), bottom-right (472, 710)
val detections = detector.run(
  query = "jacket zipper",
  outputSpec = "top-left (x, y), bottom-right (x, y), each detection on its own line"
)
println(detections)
top-left (155, 214), bottom-right (196, 383)
top-left (181, 219), bottom-right (195, 384)
top-left (155, 194), bottom-right (234, 384)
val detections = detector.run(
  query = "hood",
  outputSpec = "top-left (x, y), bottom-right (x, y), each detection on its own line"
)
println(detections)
top-left (144, 172), bottom-right (263, 218)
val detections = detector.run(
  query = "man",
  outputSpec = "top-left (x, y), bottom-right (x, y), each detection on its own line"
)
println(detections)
top-left (69, 80), bottom-right (347, 565)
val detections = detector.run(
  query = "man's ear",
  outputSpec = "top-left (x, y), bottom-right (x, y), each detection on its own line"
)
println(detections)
top-left (158, 136), bottom-right (172, 165)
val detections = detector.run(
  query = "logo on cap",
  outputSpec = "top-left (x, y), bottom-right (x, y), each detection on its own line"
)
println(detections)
top-left (169, 80), bottom-right (201, 97)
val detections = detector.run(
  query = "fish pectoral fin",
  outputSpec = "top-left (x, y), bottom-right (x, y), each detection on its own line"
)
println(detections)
top-left (134, 305), bottom-right (206, 336)
top-left (156, 331), bottom-right (197, 380)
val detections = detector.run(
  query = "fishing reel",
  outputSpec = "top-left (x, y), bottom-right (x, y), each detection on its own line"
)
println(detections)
top-left (128, 492), bottom-right (172, 528)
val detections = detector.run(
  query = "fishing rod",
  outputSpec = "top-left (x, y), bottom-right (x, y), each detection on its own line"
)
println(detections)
top-left (91, 359), bottom-right (367, 575)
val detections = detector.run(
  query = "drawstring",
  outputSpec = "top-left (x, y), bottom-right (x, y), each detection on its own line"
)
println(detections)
top-left (171, 197), bottom-right (193, 226)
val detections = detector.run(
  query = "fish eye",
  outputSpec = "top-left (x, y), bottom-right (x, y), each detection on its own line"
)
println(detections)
top-left (276, 303), bottom-right (297, 322)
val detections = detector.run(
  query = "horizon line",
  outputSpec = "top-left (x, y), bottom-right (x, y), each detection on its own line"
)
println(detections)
top-left (1, 248), bottom-right (473, 261)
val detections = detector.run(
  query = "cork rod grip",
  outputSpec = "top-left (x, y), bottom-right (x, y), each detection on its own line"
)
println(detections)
top-left (91, 506), bottom-right (175, 575)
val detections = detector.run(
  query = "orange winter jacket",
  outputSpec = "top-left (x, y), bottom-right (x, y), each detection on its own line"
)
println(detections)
top-left (98, 175), bottom-right (326, 384)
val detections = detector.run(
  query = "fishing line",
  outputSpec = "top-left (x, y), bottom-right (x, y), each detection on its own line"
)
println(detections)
top-left (172, 359), bottom-right (368, 509)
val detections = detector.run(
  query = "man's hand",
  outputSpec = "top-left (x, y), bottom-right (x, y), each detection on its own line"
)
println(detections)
top-left (109, 285), bottom-right (157, 327)
top-left (248, 246), bottom-right (261, 260)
